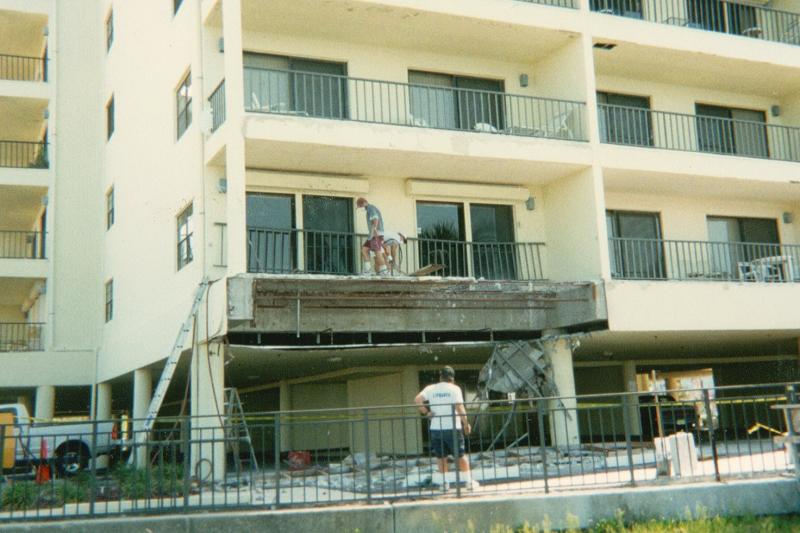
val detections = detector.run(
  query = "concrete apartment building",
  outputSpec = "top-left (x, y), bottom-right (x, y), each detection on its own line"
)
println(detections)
top-left (2, 0), bottom-right (800, 455)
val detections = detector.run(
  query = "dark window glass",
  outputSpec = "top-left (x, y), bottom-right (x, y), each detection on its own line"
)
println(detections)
top-left (243, 53), bottom-right (348, 119)
top-left (707, 216), bottom-right (780, 279)
top-left (177, 204), bottom-right (193, 270)
top-left (106, 96), bottom-right (115, 140)
top-left (696, 104), bottom-right (767, 158)
top-left (176, 71), bottom-right (192, 138)
top-left (105, 280), bottom-right (113, 322)
top-left (174, 0), bottom-right (184, 14)
top-left (106, 10), bottom-right (113, 51)
top-left (686, 0), bottom-right (726, 32)
top-left (417, 202), bottom-right (467, 277)
top-left (597, 92), bottom-right (652, 146)
top-left (470, 204), bottom-right (516, 280)
top-left (607, 210), bottom-right (664, 279)
top-left (106, 187), bottom-right (114, 229)
top-left (590, 0), bottom-right (643, 19)
top-left (303, 196), bottom-right (355, 274)
top-left (246, 193), bottom-right (295, 273)
top-left (409, 71), bottom-right (504, 132)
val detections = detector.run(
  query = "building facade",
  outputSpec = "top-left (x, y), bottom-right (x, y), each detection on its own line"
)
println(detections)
top-left (1, 0), bottom-right (800, 452)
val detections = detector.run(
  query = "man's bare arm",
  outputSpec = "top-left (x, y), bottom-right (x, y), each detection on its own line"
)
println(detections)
top-left (456, 402), bottom-right (471, 435)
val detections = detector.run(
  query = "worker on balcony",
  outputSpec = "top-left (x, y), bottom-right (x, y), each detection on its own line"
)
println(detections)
top-left (356, 197), bottom-right (388, 276)
top-left (415, 366), bottom-right (479, 491)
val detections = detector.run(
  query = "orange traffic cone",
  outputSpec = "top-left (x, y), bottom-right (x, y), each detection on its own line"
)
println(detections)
top-left (35, 438), bottom-right (50, 483)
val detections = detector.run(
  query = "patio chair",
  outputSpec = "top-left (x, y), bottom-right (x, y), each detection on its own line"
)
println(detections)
top-left (737, 261), bottom-right (758, 281)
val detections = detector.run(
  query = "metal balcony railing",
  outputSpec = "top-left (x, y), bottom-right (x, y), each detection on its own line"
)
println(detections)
top-left (0, 322), bottom-right (44, 352)
top-left (0, 141), bottom-right (49, 169)
top-left (609, 237), bottom-right (800, 282)
top-left (515, 0), bottom-right (577, 8)
top-left (0, 53), bottom-right (47, 82)
top-left (208, 79), bottom-right (226, 132)
top-left (598, 104), bottom-right (800, 162)
top-left (0, 231), bottom-right (46, 259)
top-left (247, 227), bottom-right (546, 280)
top-left (244, 67), bottom-right (588, 142)
top-left (590, 0), bottom-right (800, 46)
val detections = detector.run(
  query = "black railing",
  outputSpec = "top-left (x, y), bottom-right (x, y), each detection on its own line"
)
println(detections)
top-left (0, 231), bottom-right (45, 259)
top-left (609, 237), bottom-right (800, 282)
top-left (244, 67), bottom-right (588, 142)
top-left (0, 141), bottom-right (48, 169)
top-left (0, 382), bottom-right (795, 522)
top-left (0, 323), bottom-right (43, 352)
top-left (515, 0), bottom-right (577, 7)
top-left (208, 79), bottom-right (226, 132)
top-left (0, 53), bottom-right (47, 82)
top-left (598, 104), bottom-right (800, 162)
top-left (247, 227), bottom-right (546, 280)
top-left (590, 0), bottom-right (800, 46)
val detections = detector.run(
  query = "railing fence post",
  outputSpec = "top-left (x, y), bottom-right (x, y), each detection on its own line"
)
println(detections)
top-left (537, 399), bottom-right (549, 494)
top-left (702, 388), bottom-right (721, 482)
top-left (273, 413), bottom-right (281, 508)
top-left (89, 419), bottom-right (98, 515)
top-left (363, 408), bottom-right (372, 503)
top-left (452, 404), bottom-right (461, 498)
top-left (621, 394), bottom-right (636, 486)
top-left (182, 416), bottom-right (190, 509)
top-left (787, 385), bottom-right (799, 480)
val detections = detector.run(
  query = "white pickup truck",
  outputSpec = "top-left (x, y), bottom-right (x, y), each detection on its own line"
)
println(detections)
top-left (0, 403), bottom-right (119, 476)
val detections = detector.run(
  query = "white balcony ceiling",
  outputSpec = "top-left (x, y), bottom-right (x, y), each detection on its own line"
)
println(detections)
top-left (0, 10), bottom-right (47, 57)
top-left (0, 278), bottom-right (38, 307)
top-left (0, 185), bottom-right (46, 229)
top-left (0, 97), bottom-right (48, 141)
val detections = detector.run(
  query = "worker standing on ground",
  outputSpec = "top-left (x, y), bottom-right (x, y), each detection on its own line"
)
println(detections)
top-left (415, 366), bottom-right (479, 491)
top-left (357, 197), bottom-right (388, 276)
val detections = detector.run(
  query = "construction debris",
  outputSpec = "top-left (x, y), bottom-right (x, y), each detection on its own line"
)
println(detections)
top-left (477, 340), bottom-right (560, 401)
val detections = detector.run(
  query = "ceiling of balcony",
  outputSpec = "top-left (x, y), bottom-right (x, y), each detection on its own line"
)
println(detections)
top-left (593, 41), bottom-right (800, 99)
top-left (241, 0), bottom-right (576, 64)
top-left (0, 97), bottom-right (48, 141)
top-left (0, 10), bottom-right (47, 57)
top-left (0, 278), bottom-right (38, 307)
top-left (0, 185), bottom-right (46, 229)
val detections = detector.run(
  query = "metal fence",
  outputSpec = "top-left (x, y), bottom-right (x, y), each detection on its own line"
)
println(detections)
top-left (0, 141), bottom-right (48, 169)
top-left (0, 231), bottom-right (45, 260)
top-left (0, 323), bottom-right (43, 352)
top-left (0, 382), bottom-right (796, 522)
top-left (0, 54), bottom-right (47, 82)
top-left (243, 67), bottom-right (588, 142)
top-left (590, 0), bottom-right (800, 46)
top-left (516, 0), bottom-right (577, 8)
top-left (609, 237), bottom-right (800, 282)
top-left (598, 104), bottom-right (800, 162)
top-left (208, 80), bottom-right (226, 133)
top-left (247, 227), bottom-right (546, 280)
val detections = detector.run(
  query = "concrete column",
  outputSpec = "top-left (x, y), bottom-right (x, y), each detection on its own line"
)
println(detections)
top-left (191, 341), bottom-right (225, 482)
top-left (543, 333), bottom-right (580, 447)
top-left (95, 383), bottom-right (112, 420)
top-left (279, 380), bottom-right (291, 452)
top-left (622, 361), bottom-right (642, 436)
top-left (16, 394), bottom-right (33, 418)
top-left (132, 368), bottom-right (152, 467)
top-left (34, 385), bottom-right (55, 420)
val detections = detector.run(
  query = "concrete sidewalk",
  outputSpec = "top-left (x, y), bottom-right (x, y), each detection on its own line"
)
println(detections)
top-left (2, 476), bottom-right (799, 532)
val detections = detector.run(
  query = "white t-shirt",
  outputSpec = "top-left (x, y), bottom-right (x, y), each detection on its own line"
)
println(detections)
top-left (419, 381), bottom-right (464, 431)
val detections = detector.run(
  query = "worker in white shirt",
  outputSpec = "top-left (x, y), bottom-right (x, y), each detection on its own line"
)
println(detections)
top-left (415, 366), bottom-right (479, 490)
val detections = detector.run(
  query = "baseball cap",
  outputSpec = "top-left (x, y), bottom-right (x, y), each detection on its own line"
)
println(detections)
top-left (440, 366), bottom-right (455, 380)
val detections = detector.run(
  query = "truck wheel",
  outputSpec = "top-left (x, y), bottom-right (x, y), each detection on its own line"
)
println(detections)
top-left (55, 442), bottom-right (89, 477)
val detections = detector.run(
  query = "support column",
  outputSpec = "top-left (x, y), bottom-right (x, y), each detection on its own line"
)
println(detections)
top-left (16, 394), bottom-right (33, 418)
top-left (132, 368), bottom-right (152, 467)
top-left (622, 361), bottom-right (642, 436)
top-left (191, 341), bottom-right (225, 482)
top-left (279, 380), bottom-right (291, 452)
top-left (93, 382), bottom-right (113, 468)
top-left (34, 385), bottom-right (55, 420)
top-left (543, 332), bottom-right (579, 447)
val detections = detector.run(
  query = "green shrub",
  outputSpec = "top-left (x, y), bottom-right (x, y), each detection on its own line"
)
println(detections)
top-left (112, 463), bottom-right (186, 499)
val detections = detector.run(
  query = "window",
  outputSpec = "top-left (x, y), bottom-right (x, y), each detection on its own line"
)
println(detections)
top-left (303, 196), bottom-right (354, 274)
top-left (695, 104), bottom-right (767, 158)
top-left (106, 187), bottom-right (115, 229)
top-left (105, 9), bottom-right (114, 51)
top-left (243, 53), bottom-right (347, 119)
top-left (176, 71), bottom-right (192, 139)
top-left (177, 204), bottom-right (193, 270)
top-left (606, 210), bottom-right (664, 279)
top-left (246, 193), bottom-right (295, 273)
top-left (470, 204), bottom-right (516, 280)
top-left (597, 92), bottom-right (652, 147)
top-left (416, 202), bottom-right (467, 277)
top-left (408, 71), bottom-right (505, 132)
top-left (173, 0), bottom-right (184, 14)
top-left (106, 95), bottom-right (115, 140)
top-left (707, 216), bottom-right (780, 278)
top-left (105, 280), bottom-right (113, 322)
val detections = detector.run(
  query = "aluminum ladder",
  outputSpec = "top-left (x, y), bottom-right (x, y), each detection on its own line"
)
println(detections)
top-left (224, 387), bottom-right (259, 475)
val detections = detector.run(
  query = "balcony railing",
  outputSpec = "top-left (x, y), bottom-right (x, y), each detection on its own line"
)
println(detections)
top-left (209, 79), bottom-right (226, 132)
top-left (515, 0), bottom-right (577, 7)
top-left (0, 322), bottom-right (43, 352)
top-left (598, 104), bottom-right (800, 162)
top-left (0, 140), bottom-right (49, 168)
top-left (590, 0), bottom-right (800, 46)
top-left (247, 227), bottom-right (546, 280)
top-left (609, 237), bottom-right (800, 282)
top-left (244, 67), bottom-right (588, 142)
top-left (0, 53), bottom-right (47, 82)
top-left (0, 231), bottom-right (46, 259)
